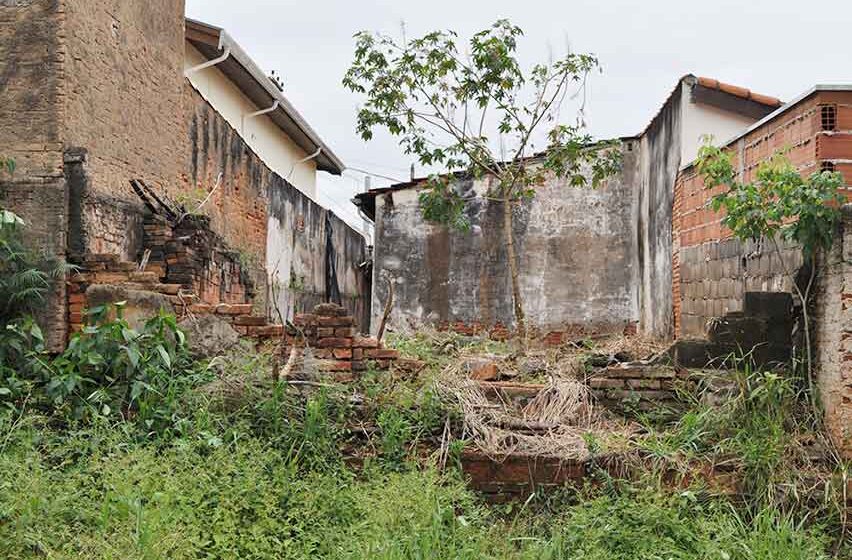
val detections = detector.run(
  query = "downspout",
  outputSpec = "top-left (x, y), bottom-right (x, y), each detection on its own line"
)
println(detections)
top-left (241, 100), bottom-right (280, 134)
top-left (184, 34), bottom-right (231, 77)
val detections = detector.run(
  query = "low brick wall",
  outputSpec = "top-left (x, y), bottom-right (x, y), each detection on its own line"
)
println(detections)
top-left (67, 253), bottom-right (282, 341)
top-left (143, 214), bottom-right (254, 307)
top-left (460, 450), bottom-right (587, 503)
top-left (285, 303), bottom-right (399, 379)
top-left (476, 363), bottom-right (685, 413)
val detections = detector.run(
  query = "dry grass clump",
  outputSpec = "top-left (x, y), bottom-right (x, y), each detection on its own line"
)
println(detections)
top-left (436, 361), bottom-right (636, 461)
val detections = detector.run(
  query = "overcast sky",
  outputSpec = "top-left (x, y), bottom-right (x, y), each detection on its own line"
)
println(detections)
top-left (185, 0), bottom-right (852, 230)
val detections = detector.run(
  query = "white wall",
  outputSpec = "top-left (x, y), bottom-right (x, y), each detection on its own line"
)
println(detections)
top-left (681, 92), bottom-right (757, 165)
top-left (184, 43), bottom-right (318, 197)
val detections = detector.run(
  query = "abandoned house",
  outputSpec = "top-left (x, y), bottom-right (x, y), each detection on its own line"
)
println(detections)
top-left (0, 1), bottom-right (371, 352)
top-left (356, 77), bottom-right (852, 457)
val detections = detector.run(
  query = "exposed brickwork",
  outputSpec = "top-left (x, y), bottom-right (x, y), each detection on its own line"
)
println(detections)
top-left (673, 91), bottom-right (852, 339)
top-left (0, 0), bottom-right (68, 350)
top-left (143, 214), bottom-right (254, 307)
top-left (67, 252), bottom-right (282, 342)
top-left (285, 303), bottom-right (398, 378)
top-left (63, 0), bottom-right (187, 209)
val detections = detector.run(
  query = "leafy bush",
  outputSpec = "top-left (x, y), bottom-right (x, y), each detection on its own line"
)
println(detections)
top-left (0, 304), bottom-right (198, 437)
top-left (0, 209), bottom-right (67, 324)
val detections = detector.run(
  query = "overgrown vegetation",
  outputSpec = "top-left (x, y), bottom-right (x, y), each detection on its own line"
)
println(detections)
top-left (0, 211), bottom-right (848, 558)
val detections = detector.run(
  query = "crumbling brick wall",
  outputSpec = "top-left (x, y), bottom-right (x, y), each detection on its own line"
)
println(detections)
top-left (0, 0), bottom-right (68, 350)
top-left (143, 214), bottom-right (254, 307)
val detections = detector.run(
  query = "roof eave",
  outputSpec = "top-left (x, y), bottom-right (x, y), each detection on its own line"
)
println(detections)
top-left (185, 18), bottom-right (345, 175)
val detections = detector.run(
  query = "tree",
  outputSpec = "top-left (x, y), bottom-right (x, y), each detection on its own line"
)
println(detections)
top-left (696, 138), bottom-right (844, 399)
top-left (343, 20), bottom-right (620, 336)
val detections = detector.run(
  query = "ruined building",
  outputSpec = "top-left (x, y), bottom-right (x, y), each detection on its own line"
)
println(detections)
top-left (356, 77), bottom-right (852, 457)
top-left (0, 1), bottom-right (370, 350)
top-left (356, 75), bottom-right (783, 340)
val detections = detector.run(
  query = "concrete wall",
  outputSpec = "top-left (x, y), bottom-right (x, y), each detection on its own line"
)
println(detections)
top-left (814, 205), bottom-right (852, 458)
top-left (184, 44), bottom-right (317, 198)
top-left (637, 83), bottom-right (682, 339)
top-left (267, 175), bottom-right (370, 330)
top-left (371, 143), bottom-right (641, 336)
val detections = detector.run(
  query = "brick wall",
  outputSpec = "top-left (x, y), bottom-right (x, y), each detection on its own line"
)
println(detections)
top-left (673, 91), bottom-right (852, 338)
top-left (0, 0), bottom-right (68, 350)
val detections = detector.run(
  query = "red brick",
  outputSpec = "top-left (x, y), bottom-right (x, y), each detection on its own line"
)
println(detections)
top-left (189, 304), bottom-right (213, 314)
top-left (317, 360), bottom-right (352, 372)
top-left (366, 348), bottom-right (400, 360)
top-left (353, 348), bottom-right (364, 360)
top-left (251, 325), bottom-right (284, 337)
top-left (332, 348), bottom-right (353, 359)
top-left (353, 336), bottom-right (379, 349)
top-left (335, 327), bottom-right (355, 337)
top-left (68, 293), bottom-right (86, 304)
top-left (294, 313), bottom-right (317, 326)
top-left (68, 303), bottom-right (85, 313)
top-left (317, 337), bottom-right (353, 348)
top-left (215, 304), bottom-right (253, 316)
top-left (317, 316), bottom-right (354, 327)
top-left (69, 312), bottom-right (83, 323)
top-left (317, 327), bottom-right (335, 338)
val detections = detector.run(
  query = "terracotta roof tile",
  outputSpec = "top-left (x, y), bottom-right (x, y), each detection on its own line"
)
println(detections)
top-left (697, 76), bottom-right (783, 108)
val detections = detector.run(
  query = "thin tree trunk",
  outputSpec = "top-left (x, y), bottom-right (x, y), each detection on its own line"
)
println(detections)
top-left (502, 193), bottom-right (526, 337)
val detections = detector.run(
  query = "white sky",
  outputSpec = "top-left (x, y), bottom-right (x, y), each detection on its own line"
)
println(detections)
top-left (185, 0), bottom-right (852, 231)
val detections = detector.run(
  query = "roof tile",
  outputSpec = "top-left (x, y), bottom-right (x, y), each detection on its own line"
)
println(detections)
top-left (697, 75), bottom-right (782, 107)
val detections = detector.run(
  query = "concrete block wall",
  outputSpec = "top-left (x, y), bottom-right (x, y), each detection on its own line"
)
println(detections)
top-left (672, 91), bottom-right (852, 339)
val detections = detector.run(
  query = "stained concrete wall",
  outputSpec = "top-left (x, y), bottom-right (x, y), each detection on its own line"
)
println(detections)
top-left (638, 83), bottom-right (682, 339)
top-left (814, 205), bottom-right (852, 458)
top-left (371, 143), bottom-right (641, 335)
top-left (267, 178), bottom-right (370, 331)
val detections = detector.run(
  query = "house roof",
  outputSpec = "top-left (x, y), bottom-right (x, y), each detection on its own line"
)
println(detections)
top-left (681, 83), bottom-right (852, 170)
top-left (185, 18), bottom-right (345, 175)
top-left (695, 76), bottom-right (783, 108)
top-left (638, 74), bottom-right (782, 137)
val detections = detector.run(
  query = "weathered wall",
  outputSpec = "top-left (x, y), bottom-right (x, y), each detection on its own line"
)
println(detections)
top-left (184, 43), bottom-right (318, 197)
top-left (372, 143), bottom-right (640, 336)
top-left (814, 205), bottom-right (852, 458)
top-left (185, 87), bottom-right (369, 329)
top-left (62, 0), bottom-right (187, 260)
top-left (672, 91), bottom-right (852, 338)
top-left (0, 0), bottom-right (68, 350)
top-left (638, 83), bottom-right (682, 339)
top-left (267, 175), bottom-right (370, 330)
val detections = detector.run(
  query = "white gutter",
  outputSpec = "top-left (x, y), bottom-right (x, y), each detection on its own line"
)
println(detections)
top-left (184, 33), bottom-right (231, 77)
top-left (241, 100), bottom-right (280, 133)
